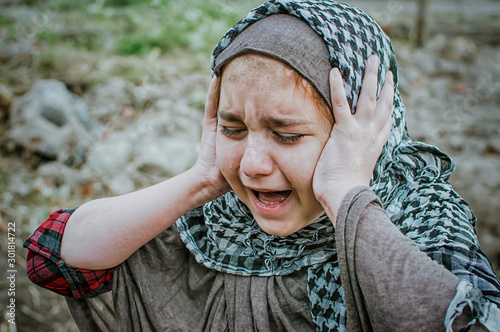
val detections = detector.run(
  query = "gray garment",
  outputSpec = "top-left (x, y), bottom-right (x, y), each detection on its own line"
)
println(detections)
top-left (66, 188), bottom-right (484, 331)
top-left (336, 186), bottom-right (488, 331)
top-left (68, 221), bottom-right (314, 331)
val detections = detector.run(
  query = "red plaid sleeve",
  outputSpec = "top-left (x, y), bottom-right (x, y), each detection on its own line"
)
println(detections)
top-left (23, 208), bottom-right (115, 298)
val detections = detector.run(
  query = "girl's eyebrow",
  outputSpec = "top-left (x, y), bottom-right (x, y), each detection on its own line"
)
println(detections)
top-left (218, 111), bottom-right (311, 128)
top-left (261, 116), bottom-right (310, 128)
top-left (218, 111), bottom-right (242, 122)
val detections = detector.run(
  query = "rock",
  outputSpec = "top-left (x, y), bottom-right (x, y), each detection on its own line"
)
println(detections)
top-left (0, 84), bottom-right (12, 124)
top-left (133, 136), bottom-right (198, 178)
top-left (425, 34), bottom-right (448, 54)
top-left (107, 172), bottom-right (136, 195)
top-left (135, 104), bottom-right (202, 141)
top-left (37, 162), bottom-right (80, 202)
top-left (8, 173), bottom-right (31, 197)
top-left (0, 40), bottom-right (36, 65)
top-left (427, 77), bottom-right (450, 99)
top-left (435, 59), bottom-right (463, 77)
top-left (485, 139), bottom-right (500, 155)
top-left (464, 118), bottom-right (500, 139)
top-left (133, 84), bottom-right (167, 110)
top-left (446, 36), bottom-right (477, 62)
top-left (410, 49), bottom-right (436, 75)
top-left (86, 78), bottom-right (133, 121)
top-left (85, 131), bottom-right (134, 173)
top-left (447, 135), bottom-right (465, 153)
top-left (81, 100), bottom-right (202, 187)
top-left (37, 162), bottom-right (79, 187)
top-left (7, 79), bottom-right (101, 165)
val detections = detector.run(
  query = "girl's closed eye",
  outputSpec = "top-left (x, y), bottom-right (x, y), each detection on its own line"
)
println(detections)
top-left (273, 132), bottom-right (304, 144)
top-left (219, 126), bottom-right (246, 137)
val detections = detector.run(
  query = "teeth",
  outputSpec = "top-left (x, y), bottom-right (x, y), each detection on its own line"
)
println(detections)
top-left (258, 196), bottom-right (284, 205)
top-left (254, 190), bottom-right (290, 205)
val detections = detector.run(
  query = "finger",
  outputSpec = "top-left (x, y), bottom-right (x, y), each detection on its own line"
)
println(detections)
top-left (379, 111), bottom-right (393, 148)
top-left (329, 68), bottom-right (351, 124)
top-left (373, 71), bottom-right (394, 131)
top-left (356, 55), bottom-right (379, 120)
top-left (205, 76), bottom-right (219, 122)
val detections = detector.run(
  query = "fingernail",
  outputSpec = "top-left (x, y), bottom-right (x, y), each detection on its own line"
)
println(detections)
top-left (386, 71), bottom-right (394, 83)
top-left (368, 55), bottom-right (379, 66)
top-left (331, 68), bottom-right (341, 79)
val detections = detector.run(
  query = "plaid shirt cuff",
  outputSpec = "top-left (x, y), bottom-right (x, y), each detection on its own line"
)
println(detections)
top-left (23, 209), bottom-right (114, 298)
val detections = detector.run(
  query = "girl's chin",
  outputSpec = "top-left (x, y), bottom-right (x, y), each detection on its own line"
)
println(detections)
top-left (252, 208), bottom-right (326, 236)
top-left (253, 216), bottom-right (304, 237)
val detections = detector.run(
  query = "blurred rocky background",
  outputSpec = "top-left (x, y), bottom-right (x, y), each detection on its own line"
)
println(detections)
top-left (0, 0), bottom-right (499, 330)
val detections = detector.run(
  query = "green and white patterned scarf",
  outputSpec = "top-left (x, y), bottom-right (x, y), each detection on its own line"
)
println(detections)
top-left (177, 1), bottom-right (500, 331)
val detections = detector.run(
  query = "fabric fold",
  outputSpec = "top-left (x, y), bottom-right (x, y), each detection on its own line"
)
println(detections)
top-left (335, 186), bottom-right (498, 331)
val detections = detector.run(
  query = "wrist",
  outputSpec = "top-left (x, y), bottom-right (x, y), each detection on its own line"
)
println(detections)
top-left (316, 182), bottom-right (364, 227)
top-left (185, 165), bottom-right (229, 208)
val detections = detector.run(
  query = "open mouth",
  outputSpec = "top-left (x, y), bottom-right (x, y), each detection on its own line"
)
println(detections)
top-left (252, 190), bottom-right (292, 206)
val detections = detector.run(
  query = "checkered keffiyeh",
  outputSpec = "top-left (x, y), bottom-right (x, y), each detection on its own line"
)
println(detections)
top-left (176, 1), bottom-right (500, 331)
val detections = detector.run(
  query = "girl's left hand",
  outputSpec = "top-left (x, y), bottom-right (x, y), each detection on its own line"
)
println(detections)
top-left (313, 55), bottom-right (394, 225)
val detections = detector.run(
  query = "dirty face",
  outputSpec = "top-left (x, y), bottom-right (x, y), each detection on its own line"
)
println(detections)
top-left (216, 53), bottom-right (333, 236)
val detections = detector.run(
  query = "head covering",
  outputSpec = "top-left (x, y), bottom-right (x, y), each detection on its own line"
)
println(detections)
top-left (177, 1), bottom-right (499, 330)
top-left (213, 14), bottom-right (333, 110)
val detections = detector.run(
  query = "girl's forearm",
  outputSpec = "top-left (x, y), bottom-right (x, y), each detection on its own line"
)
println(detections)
top-left (61, 167), bottom-right (216, 270)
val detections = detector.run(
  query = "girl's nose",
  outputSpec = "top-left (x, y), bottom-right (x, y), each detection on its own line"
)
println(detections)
top-left (240, 143), bottom-right (274, 177)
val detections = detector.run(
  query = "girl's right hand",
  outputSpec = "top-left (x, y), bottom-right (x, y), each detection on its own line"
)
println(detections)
top-left (192, 76), bottom-right (231, 202)
top-left (313, 56), bottom-right (394, 225)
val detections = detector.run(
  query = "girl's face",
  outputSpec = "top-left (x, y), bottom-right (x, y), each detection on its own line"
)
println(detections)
top-left (216, 53), bottom-right (333, 236)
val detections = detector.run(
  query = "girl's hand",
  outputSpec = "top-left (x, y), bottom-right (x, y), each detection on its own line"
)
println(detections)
top-left (313, 56), bottom-right (394, 225)
top-left (192, 76), bottom-right (230, 202)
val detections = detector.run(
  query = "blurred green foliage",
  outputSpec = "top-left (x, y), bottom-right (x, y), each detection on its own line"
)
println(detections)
top-left (5, 0), bottom-right (262, 55)
top-left (0, 12), bottom-right (15, 25)
top-left (113, 0), bottom-right (258, 55)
